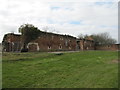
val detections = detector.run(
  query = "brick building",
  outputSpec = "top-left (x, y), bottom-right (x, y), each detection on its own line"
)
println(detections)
top-left (2, 31), bottom-right (95, 52)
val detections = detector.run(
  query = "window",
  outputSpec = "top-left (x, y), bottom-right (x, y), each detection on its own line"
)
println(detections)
top-left (59, 45), bottom-right (62, 49)
top-left (69, 47), bottom-right (71, 49)
top-left (87, 47), bottom-right (89, 50)
top-left (48, 46), bottom-right (51, 49)
top-left (60, 37), bottom-right (63, 40)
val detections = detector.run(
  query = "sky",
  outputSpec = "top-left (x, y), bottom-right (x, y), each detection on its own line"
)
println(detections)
top-left (0, 0), bottom-right (118, 43)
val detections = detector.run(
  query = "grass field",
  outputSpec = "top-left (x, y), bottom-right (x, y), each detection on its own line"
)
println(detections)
top-left (2, 51), bottom-right (118, 88)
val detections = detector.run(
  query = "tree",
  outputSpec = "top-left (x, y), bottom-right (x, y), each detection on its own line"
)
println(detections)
top-left (89, 32), bottom-right (117, 45)
top-left (78, 32), bottom-right (117, 45)
top-left (19, 24), bottom-right (40, 52)
top-left (84, 34), bottom-right (89, 39)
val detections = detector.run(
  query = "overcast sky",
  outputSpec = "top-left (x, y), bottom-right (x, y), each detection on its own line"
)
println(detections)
top-left (0, 0), bottom-right (118, 43)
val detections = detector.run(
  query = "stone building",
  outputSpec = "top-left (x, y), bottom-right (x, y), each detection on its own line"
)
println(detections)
top-left (2, 32), bottom-right (120, 52)
top-left (2, 31), bottom-right (95, 52)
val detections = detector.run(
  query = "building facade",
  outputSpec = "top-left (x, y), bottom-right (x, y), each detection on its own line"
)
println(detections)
top-left (2, 31), bottom-right (120, 52)
top-left (2, 32), bottom-right (96, 52)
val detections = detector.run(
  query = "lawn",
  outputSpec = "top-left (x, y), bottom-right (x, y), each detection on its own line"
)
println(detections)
top-left (2, 51), bottom-right (118, 88)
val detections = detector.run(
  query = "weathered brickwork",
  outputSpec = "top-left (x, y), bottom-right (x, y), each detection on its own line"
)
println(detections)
top-left (28, 34), bottom-right (77, 52)
top-left (76, 39), bottom-right (95, 50)
top-left (2, 32), bottom-right (119, 52)
top-left (95, 44), bottom-right (120, 51)
top-left (2, 33), bottom-right (22, 52)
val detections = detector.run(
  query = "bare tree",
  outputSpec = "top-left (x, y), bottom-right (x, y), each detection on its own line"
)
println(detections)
top-left (90, 32), bottom-right (117, 45)
top-left (78, 32), bottom-right (117, 45)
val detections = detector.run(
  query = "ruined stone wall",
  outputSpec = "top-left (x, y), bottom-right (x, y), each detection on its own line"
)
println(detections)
top-left (2, 33), bottom-right (77, 52)
top-left (2, 33), bottom-right (21, 52)
top-left (2, 32), bottom-right (97, 52)
top-left (77, 39), bottom-right (95, 50)
top-left (95, 44), bottom-right (120, 51)
top-left (28, 33), bottom-right (77, 52)
top-left (84, 40), bottom-right (95, 50)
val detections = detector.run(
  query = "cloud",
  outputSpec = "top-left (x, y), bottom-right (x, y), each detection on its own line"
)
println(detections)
top-left (0, 0), bottom-right (118, 43)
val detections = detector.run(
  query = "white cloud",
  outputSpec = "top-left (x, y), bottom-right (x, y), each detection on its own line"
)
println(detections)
top-left (0, 0), bottom-right (118, 43)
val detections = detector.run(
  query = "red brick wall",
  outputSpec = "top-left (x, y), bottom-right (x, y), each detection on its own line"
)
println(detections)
top-left (28, 44), bottom-right (38, 52)
top-left (84, 40), bottom-right (95, 50)
top-left (78, 39), bottom-right (95, 50)
top-left (95, 44), bottom-right (120, 50)
top-left (29, 34), bottom-right (77, 51)
top-left (2, 33), bottom-right (22, 52)
top-left (5, 33), bottom-right (118, 52)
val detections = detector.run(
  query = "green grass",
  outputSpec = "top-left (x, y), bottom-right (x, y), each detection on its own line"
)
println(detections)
top-left (2, 51), bottom-right (118, 88)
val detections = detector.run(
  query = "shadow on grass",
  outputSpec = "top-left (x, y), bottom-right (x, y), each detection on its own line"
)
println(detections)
top-left (2, 58), bottom-right (32, 62)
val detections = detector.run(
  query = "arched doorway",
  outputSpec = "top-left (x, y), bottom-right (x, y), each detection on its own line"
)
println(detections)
top-left (28, 43), bottom-right (39, 52)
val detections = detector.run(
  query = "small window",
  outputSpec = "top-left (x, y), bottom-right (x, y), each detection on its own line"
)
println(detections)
top-left (59, 45), bottom-right (62, 49)
top-left (48, 46), bottom-right (51, 49)
top-left (87, 47), bottom-right (89, 50)
top-left (69, 47), bottom-right (71, 49)
top-left (60, 37), bottom-right (63, 40)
